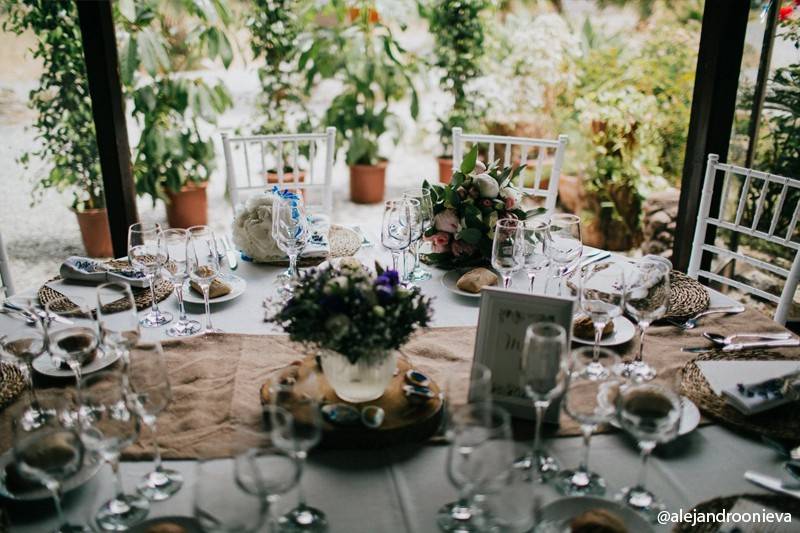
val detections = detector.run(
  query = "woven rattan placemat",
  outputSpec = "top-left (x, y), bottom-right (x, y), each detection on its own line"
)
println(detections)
top-left (666, 271), bottom-right (710, 320)
top-left (264, 224), bottom-right (362, 267)
top-left (0, 362), bottom-right (25, 412)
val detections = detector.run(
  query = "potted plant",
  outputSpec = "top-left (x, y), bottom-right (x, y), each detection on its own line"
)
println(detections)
top-left (267, 260), bottom-right (432, 403)
top-left (5, 0), bottom-right (113, 257)
top-left (425, 0), bottom-right (490, 183)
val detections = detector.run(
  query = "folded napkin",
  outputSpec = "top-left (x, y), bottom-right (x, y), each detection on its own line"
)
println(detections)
top-left (59, 256), bottom-right (149, 288)
top-left (722, 370), bottom-right (800, 415)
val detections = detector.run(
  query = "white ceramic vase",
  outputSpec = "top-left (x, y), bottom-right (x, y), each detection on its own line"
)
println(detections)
top-left (320, 349), bottom-right (397, 403)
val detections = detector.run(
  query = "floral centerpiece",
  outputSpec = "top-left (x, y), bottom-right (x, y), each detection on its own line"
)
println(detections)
top-left (423, 146), bottom-right (535, 269)
top-left (267, 259), bottom-right (432, 402)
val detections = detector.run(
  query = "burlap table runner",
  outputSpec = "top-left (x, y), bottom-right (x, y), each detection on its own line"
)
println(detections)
top-left (1, 309), bottom-right (797, 460)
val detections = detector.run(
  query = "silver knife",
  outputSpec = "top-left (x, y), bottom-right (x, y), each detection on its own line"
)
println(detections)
top-left (222, 236), bottom-right (238, 271)
top-left (683, 339), bottom-right (800, 354)
top-left (745, 471), bottom-right (800, 499)
top-left (3, 302), bottom-right (73, 325)
top-left (565, 251), bottom-right (612, 277)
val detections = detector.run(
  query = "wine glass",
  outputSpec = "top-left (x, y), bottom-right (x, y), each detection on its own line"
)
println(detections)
top-left (126, 342), bottom-right (183, 501)
top-left (381, 199), bottom-right (412, 273)
top-left (545, 214), bottom-right (582, 296)
top-left (516, 322), bottom-right (568, 481)
top-left (96, 282), bottom-right (140, 366)
top-left (579, 261), bottom-right (625, 379)
top-left (195, 457), bottom-right (267, 533)
top-left (162, 228), bottom-right (201, 337)
top-left (272, 197), bottom-right (308, 288)
top-left (187, 225), bottom-right (221, 334)
top-left (1, 323), bottom-right (47, 430)
top-left (236, 444), bottom-right (302, 531)
top-left (400, 197), bottom-right (423, 285)
top-left (491, 218), bottom-right (524, 289)
top-left (128, 222), bottom-right (172, 328)
top-left (522, 216), bottom-right (550, 293)
top-left (621, 259), bottom-right (670, 382)
top-left (615, 383), bottom-right (682, 518)
top-left (268, 382), bottom-right (327, 531)
top-left (402, 187), bottom-right (434, 282)
top-left (555, 347), bottom-right (622, 496)
top-left (483, 458), bottom-right (538, 533)
top-left (11, 396), bottom-right (91, 533)
top-left (79, 369), bottom-right (149, 530)
top-left (437, 403), bottom-right (513, 532)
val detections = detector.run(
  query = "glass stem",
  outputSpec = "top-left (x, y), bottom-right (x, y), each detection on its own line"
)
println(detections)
top-left (150, 422), bottom-right (163, 472)
top-left (391, 251), bottom-right (400, 272)
top-left (295, 452), bottom-right (307, 508)
top-left (528, 273), bottom-right (535, 293)
top-left (111, 457), bottom-right (125, 499)
top-left (593, 323), bottom-right (604, 361)
top-left (46, 481), bottom-right (67, 528)
top-left (533, 402), bottom-right (548, 455)
top-left (636, 442), bottom-right (655, 489)
top-left (175, 283), bottom-right (188, 321)
top-left (148, 274), bottom-right (160, 316)
top-left (202, 285), bottom-right (213, 332)
top-left (413, 240), bottom-right (421, 272)
top-left (70, 362), bottom-right (83, 399)
top-left (288, 253), bottom-right (298, 279)
top-left (579, 425), bottom-right (593, 473)
top-left (636, 324), bottom-right (649, 363)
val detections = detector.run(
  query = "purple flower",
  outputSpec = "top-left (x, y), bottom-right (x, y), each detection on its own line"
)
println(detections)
top-left (375, 270), bottom-right (400, 287)
top-left (376, 284), bottom-right (394, 304)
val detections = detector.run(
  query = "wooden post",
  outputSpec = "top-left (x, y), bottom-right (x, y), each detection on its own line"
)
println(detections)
top-left (672, 0), bottom-right (750, 272)
top-left (76, 0), bottom-right (138, 257)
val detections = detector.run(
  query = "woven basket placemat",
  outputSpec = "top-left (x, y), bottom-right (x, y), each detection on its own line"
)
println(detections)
top-left (0, 362), bottom-right (25, 412)
top-left (666, 271), bottom-right (710, 319)
top-left (673, 493), bottom-right (800, 532)
top-left (264, 224), bottom-right (362, 267)
top-left (682, 349), bottom-right (800, 442)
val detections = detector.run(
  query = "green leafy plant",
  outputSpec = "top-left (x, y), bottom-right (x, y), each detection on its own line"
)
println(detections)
top-left (3, 0), bottom-right (103, 212)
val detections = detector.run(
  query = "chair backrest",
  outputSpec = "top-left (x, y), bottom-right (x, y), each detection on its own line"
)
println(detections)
top-left (451, 127), bottom-right (568, 212)
top-left (0, 231), bottom-right (14, 298)
top-left (221, 127), bottom-right (336, 214)
top-left (687, 154), bottom-right (800, 324)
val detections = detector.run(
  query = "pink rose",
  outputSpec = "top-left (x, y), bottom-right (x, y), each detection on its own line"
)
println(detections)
top-left (451, 240), bottom-right (477, 258)
top-left (504, 196), bottom-right (515, 210)
top-left (434, 209), bottom-right (459, 233)
top-left (427, 231), bottom-right (451, 253)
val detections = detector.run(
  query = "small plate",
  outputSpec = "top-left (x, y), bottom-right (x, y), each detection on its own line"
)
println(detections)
top-left (32, 346), bottom-right (120, 379)
top-left (534, 496), bottom-right (653, 533)
top-left (441, 269), bottom-right (492, 299)
top-left (182, 274), bottom-right (247, 305)
top-left (572, 315), bottom-right (636, 347)
top-left (610, 395), bottom-right (700, 436)
top-left (0, 448), bottom-right (103, 501)
top-left (129, 516), bottom-right (203, 533)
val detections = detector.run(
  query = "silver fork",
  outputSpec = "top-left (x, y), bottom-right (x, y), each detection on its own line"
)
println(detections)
top-left (668, 305), bottom-right (746, 330)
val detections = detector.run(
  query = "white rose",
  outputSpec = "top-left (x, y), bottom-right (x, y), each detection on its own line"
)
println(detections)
top-left (232, 193), bottom-right (283, 262)
top-left (473, 160), bottom-right (487, 173)
top-left (500, 187), bottom-right (522, 208)
top-left (473, 173), bottom-right (500, 198)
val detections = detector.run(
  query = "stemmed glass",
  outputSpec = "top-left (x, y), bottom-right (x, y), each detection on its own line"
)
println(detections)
top-left (236, 443), bottom-right (302, 531)
top-left (545, 214), bottom-right (582, 296)
top-left (621, 259), bottom-right (670, 382)
top-left (400, 198), bottom-right (423, 285)
top-left (615, 383), bottom-right (682, 518)
top-left (437, 403), bottom-right (513, 532)
top-left (96, 282), bottom-right (140, 366)
top-left (516, 322), bottom-right (568, 480)
top-left (269, 383), bottom-right (327, 531)
top-left (127, 342), bottom-right (183, 501)
top-left (128, 222), bottom-right (172, 328)
top-left (381, 199), bottom-right (412, 273)
top-left (187, 225), bottom-right (221, 335)
top-left (402, 188), bottom-right (434, 282)
top-left (579, 261), bottom-right (625, 379)
top-left (491, 218), bottom-right (524, 289)
top-left (162, 228), bottom-right (201, 337)
top-left (2, 321), bottom-right (47, 430)
top-left (440, 362), bottom-right (493, 439)
top-left (272, 197), bottom-right (308, 288)
top-left (79, 369), bottom-right (149, 530)
top-left (195, 457), bottom-right (267, 533)
top-left (556, 347), bottom-right (622, 496)
top-left (522, 216), bottom-right (550, 293)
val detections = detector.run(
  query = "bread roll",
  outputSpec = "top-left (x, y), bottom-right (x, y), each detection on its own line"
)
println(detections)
top-left (573, 314), bottom-right (614, 339)
top-left (456, 268), bottom-right (498, 294)
top-left (570, 509), bottom-right (628, 533)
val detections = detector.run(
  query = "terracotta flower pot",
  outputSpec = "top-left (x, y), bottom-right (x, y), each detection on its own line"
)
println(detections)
top-left (347, 7), bottom-right (380, 23)
top-left (74, 208), bottom-right (113, 258)
top-left (266, 171), bottom-right (306, 199)
top-left (437, 158), bottom-right (453, 184)
top-left (166, 181), bottom-right (208, 229)
top-left (349, 162), bottom-right (387, 204)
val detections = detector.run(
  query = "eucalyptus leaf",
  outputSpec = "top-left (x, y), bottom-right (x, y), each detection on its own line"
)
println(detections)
top-left (460, 146), bottom-right (478, 174)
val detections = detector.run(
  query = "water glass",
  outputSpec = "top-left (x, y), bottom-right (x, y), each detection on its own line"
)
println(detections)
top-left (381, 199), bottom-right (412, 273)
top-left (187, 225), bottom-right (221, 334)
top-left (2, 324), bottom-right (47, 430)
top-left (522, 216), bottom-right (550, 293)
top-left (545, 214), bottom-right (582, 296)
top-left (579, 261), bottom-right (625, 378)
top-left (400, 197), bottom-right (423, 285)
top-left (271, 197), bottom-right (308, 287)
top-left (195, 457), bottom-right (267, 533)
top-left (128, 222), bottom-right (172, 328)
top-left (162, 228), bottom-right (201, 337)
top-left (483, 458), bottom-right (538, 533)
top-left (402, 187), bottom-right (434, 282)
top-left (491, 218), bottom-right (524, 289)
top-left (96, 282), bottom-right (140, 366)
top-left (236, 446), bottom-right (301, 531)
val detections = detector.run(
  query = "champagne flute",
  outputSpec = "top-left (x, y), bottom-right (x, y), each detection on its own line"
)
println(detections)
top-left (236, 444), bottom-right (302, 531)
top-left (621, 259), bottom-right (670, 382)
top-left (11, 396), bottom-right (90, 533)
top-left (522, 216), bottom-right (550, 293)
top-left (96, 282), bottom-right (140, 366)
top-left (127, 342), bottom-right (183, 501)
top-left (545, 214), bottom-right (582, 296)
top-left (400, 197), bottom-right (423, 285)
top-left (79, 369), bottom-right (149, 530)
top-left (437, 403), bottom-right (513, 532)
top-left (195, 457), bottom-right (267, 533)
top-left (128, 222), bottom-right (172, 328)
top-left (2, 324), bottom-right (47, 430)
top-left (516, 322), bottom-right (568, 480)
top-left (186, 225), bottom-right (221, 334)
top-left (162, 228), bottom-right (201, 337)
top-left (381, 199), bottom-right (412, 273)
top-left (269, 382), bottom-right (327, 531)
top-left (579, 261), bottom-right (625, 379)
top-left (491, 218), bottom-right (524, 289)
top-left (556, 347), bottom-right (621, 496)
top-left (272, 197), bottom-right (308, 288)
top-left (615, 383), bottom-right (682, 518)
top-left (402, 187), bottom-right (434, 281)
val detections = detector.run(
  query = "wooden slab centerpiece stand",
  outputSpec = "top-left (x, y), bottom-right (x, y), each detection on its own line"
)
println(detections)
top-left (260, 355), bottom-right (443, 449)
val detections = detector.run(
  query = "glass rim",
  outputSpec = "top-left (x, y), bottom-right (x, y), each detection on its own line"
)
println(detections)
top-left (187, 224), bottom-right (213, 235)
top-left (128, 221), bottom-right (161, 233)
top-left (617, 383), bottom-right (682, 419)
top-left (549, 213), bottom-right (580, 224)
top-left (496, 217), bottom-right (523, 228)
top-left (526, 321), bottom-right (566, 340)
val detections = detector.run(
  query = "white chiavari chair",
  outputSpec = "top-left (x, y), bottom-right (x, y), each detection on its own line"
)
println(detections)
top-left (0, 231), bottom-right (14, 298)
top-left (451, 127), bottom-right (568, 212)
top-left (688, 154), bottom-right (800, 325)
top-left (221, 127), bottom-right (336, 214)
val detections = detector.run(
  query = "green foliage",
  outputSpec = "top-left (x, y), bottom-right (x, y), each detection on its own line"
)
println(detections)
top-left (3, 0), bottom-right (103, 212)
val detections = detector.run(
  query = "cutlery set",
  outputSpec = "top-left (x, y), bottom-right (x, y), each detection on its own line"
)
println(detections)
top-left (1, 301), bottom-right (73, 327)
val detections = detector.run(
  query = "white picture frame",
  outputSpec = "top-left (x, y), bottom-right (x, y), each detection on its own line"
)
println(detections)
top-left (471, 287), bottom-right (575, 422)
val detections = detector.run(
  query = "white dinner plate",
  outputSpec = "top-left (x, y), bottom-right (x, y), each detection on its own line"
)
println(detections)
top-left (610, 395), bottom-right (701, 436)
top-left (534, 496), bottom-right (653, 533)
top-left (441, 269), bottom-right (493, 299)
top-left (0, 448), bottom-right (103, 501)
top-left (182, 274), bottom-right (247, 305)
top-left (572, 315), bottom-right (636, 347)
top-left (32, 345), bottom-right (120, 378)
